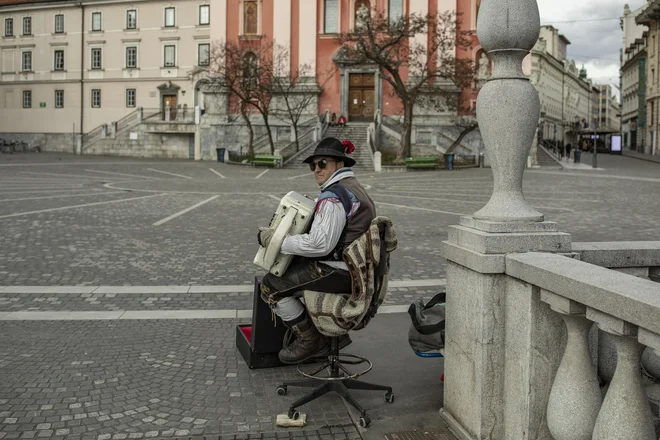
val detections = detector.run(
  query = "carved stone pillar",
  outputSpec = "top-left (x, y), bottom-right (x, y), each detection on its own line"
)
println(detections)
top-left (439, 0), bottom-right (572, 438)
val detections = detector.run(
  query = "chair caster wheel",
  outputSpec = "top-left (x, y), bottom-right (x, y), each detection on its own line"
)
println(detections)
top-left (276, 386), bottom-right (287, 396)
top-left (288, 410), bottom-right (300, 420)
top-left (385, 392), bottom-right (394, 403)
top-left (359, 415), bottom-right (371, 428)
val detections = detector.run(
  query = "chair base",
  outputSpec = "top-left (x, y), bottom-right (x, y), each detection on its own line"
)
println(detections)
top-left (276, 338), bottom-right (393, 428)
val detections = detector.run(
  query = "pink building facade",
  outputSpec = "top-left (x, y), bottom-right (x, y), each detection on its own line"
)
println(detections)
top-left (208, 0), bottom-right (480, 121)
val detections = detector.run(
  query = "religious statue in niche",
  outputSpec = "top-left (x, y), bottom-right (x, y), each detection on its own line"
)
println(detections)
top-left (355, 1), bottom-right (370, 30)
top-left (477, 52), bottom-right (490, 80)
top-left (244, 1), bottom-right (258, 35)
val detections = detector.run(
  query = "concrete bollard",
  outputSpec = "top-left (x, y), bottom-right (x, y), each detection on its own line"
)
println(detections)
top-left (374, 151), bottom-right (382, 173)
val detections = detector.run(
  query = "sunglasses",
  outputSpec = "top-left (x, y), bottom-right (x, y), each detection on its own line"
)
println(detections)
top-left (309, 158), bottom-right (336, 172)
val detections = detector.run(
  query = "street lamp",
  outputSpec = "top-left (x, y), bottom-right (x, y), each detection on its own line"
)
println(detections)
top-left (592, 120), bottom-right (598, 169)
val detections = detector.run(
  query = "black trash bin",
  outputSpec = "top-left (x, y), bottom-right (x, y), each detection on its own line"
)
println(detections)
top-left (216, 148), bottom-right (225, 163)
top-left (575, 150), bottom-right (581, 163)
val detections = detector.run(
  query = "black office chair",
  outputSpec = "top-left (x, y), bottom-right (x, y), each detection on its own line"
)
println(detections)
top-left (276, 224), bottom-right (394, 428)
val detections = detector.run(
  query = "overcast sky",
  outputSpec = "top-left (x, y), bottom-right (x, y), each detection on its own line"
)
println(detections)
top-left (538, 0), bottom-right (646, 96)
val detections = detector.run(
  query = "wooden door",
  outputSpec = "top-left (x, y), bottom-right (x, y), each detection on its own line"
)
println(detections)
top-left (349, 90), bottom-right (363, 121)
top-left (162, 95), bottom-right (177, 120)
top-left (347, 73), bottom-right (375, 122)
top-left (362, 89), bottom-right (375, 119)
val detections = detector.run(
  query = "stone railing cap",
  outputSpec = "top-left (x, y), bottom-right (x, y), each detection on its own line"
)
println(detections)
top-left (572, 241), bottom-right (660, 268)
top-left (506, 252), bottom-right (660, 334)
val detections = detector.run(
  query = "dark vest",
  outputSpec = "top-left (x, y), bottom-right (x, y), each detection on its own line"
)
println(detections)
top-left (336, 177), bottom-right (377, 245)
top-left (320, 176), bottom-right (376, 261)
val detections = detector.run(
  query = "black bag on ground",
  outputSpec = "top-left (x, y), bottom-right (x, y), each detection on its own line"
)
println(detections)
top-left (407, 290), bottom-right (446, 354)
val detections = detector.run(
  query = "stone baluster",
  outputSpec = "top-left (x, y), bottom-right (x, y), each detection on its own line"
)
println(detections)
top-left (587, 308), bottom-right (656, 440)
top-left (639, 328), bottom-right (660, 383)
top-left (542, 290), bottom-right (601, 440)
top-left (474, 0), bottom-right (543, 222)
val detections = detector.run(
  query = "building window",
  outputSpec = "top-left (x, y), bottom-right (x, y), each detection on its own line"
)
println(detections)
top-left (21, 51), bottom-right (32, 71)
top-left (324, 0), bottom-right (338, 33)
top-left (164, 45), bottom-right (175, 67)
top-left (198, 43), bottom-right (209, 66)
top-left (199, 5), bottom-right (210, 25)
top-left (23, 90), bottom-right (31, 108)
top-left (126, 46), bottom-right (137, 68)
top-left (126, 88), bottom-right (136, 107)
top-left (54, 50), bottom-right (64, 70)
top-left (91, 48), bottom-right (102, 69)
top-left (22, 17), bottom-right (32, 35)
top-left (5, 18), bottom-right (13, 37)
top-left (388, 0), bottom-right (403, 24)
top-left (126, 10), bottom-right (137, 29)
top-left (244, 1), bottom-right (258, 35)
top-left (164, 7), bottom-right (175, 27)
top-left (55, 89), bottom-right (64, 108)
top-left (54, 14), bottom-right (64, 33)
top-left (92, 12), bottom-right (102, 31)
top-left (91, 89), bottom-right (101, 108)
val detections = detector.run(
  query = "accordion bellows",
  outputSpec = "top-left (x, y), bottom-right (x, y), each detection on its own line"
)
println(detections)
top-left (253, 191), bottom-right (316, 277)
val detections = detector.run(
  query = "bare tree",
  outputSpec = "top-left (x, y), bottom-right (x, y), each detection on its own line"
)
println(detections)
top-left (446, 113), bottom-right (478, 154)
top-left (339, 9), bottom-right (474, 162)
top-left (267, 45), bottom-right (337, 152)
top-left (209, 39), bottom-right (276, 155)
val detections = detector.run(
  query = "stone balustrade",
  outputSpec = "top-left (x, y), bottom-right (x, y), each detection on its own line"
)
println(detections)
top-left (506, 251), bottom-right (660, 440)
top-left (439, 0), bottom-right (660, 437)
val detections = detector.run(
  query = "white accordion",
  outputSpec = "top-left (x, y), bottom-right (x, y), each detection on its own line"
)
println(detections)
top-left (253, 191), bottom-right (316, 277)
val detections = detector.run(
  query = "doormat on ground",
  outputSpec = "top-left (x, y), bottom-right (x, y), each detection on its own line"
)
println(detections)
top-left (383, 430), bottom-right (457, 440)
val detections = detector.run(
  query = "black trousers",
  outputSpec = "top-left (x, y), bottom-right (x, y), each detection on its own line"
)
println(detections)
top-left (259, 257), bottom-right (352, 306)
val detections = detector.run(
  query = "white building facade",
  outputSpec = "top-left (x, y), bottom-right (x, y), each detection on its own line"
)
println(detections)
top-left (0, 0), bottom-right (212, 152)
top-left (523, 25), bottom-right (593, 147)
top-left (621, 4), bottom-right (647, 151)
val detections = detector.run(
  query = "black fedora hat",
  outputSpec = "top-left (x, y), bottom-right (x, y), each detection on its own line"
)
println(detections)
top-left (302, 137), bottom-right (356, 167)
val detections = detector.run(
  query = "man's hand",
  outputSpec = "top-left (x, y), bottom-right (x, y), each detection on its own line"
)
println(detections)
top-left (257, 227), bottom-right (275, 248)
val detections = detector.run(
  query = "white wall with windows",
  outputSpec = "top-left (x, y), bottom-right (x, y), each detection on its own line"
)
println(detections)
top-left (0, 0), bottom-right (213, 134)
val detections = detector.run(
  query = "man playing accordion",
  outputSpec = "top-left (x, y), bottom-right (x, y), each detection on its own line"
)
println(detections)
top-left (257, 137), bottom-right (377, 364)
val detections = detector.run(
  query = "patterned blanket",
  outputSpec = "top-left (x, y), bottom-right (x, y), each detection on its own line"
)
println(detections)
top-left (304, 216), bottom-right (397, 337)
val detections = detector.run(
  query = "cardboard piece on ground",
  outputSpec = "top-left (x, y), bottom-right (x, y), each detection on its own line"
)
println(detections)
top-left (276, 412), bottom-right (307, 427)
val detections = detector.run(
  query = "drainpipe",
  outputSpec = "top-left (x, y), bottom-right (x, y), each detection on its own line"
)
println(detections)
top-left (79, 2), bottom-right (84, 151)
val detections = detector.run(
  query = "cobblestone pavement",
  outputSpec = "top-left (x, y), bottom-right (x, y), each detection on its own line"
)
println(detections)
top-left (2, 152), bottom-right (659, 287)
top-left (0, 319), bottom-right (358, 440)
top-left (2, 152), bottom-right (660, 439)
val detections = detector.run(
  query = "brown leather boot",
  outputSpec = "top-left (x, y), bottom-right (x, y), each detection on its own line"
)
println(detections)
top-left (279, 316), bottom-right (329, 364)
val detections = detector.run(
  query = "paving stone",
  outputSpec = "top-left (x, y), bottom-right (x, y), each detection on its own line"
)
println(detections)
top-left (2, 154), bottom-right (659, 440)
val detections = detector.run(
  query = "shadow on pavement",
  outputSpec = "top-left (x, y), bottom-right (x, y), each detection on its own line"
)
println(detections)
top-left (320, 312), bottom-right (448, 439)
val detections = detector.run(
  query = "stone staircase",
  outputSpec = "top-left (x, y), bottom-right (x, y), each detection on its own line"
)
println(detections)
top-left (287, 123), bottom-right (374, 170)
top-left (536, 144), bottom-right (563, 169)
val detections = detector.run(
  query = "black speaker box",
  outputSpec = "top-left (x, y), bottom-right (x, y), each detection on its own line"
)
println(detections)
top-left (235, 277), bottom-right (288, 369)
